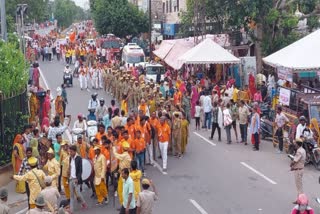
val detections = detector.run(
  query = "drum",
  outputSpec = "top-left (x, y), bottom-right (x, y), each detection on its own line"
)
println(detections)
top-left (82, 159), bottom-right (94, 182)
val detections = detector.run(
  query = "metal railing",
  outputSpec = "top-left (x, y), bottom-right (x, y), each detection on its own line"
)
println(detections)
top-left (0, 89), bottom-right (28, 166)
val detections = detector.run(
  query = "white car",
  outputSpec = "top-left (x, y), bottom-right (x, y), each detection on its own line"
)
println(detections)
top-left (145, 63), bottom-right (165, 82)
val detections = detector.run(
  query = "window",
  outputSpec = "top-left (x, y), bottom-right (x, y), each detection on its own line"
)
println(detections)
top-left (169, 0), bottom-right (172, 13)
top-left (177, 0), bottom-right (179, 11)
top-left (166, 1), bottom-right (168, 13)
top-left (163, 2), bottom-right (165, 14)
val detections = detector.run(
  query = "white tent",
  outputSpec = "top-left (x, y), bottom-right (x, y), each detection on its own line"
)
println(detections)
top-left (263, 29), bottom-right (320, 70)
top-left (178, 38), bottom-right (240, 64)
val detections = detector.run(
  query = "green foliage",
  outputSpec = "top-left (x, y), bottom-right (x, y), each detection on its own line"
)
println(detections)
top-left (0, 111), bottom-right (29, 166)
top-left (54, 0), bottom-right (87, 28)
top-left (180, 0), bottom-right (320, 57)
top-left (6, 0), bottom-right (50, 24)
top-left (0, 42), bottom-right (28, 97)
top-left (91, 0), bottom-right (149, 38)
top-left (266, 9), bottom-right (280, 24)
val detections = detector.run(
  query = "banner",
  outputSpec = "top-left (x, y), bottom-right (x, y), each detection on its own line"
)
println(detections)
top-left (277, 67), bottom-right (293, 82)
top-left (279, 87), bottom-right (291, 106)
top-left (240, 57), bottom-right (256, 86)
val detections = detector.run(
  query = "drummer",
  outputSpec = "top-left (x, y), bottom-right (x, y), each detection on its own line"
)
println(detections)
top-left (93, 145), bottom-right (109, 205)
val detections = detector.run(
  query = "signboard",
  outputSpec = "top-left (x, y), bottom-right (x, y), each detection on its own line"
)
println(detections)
top-left (163, 24), bottom-right (175, 36)
top-left (279, 87), bottom-right (291, 106)
top-left (277, 67), bottom-right (293, 82)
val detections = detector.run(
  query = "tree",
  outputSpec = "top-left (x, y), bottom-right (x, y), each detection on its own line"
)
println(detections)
top-left (91, 0), bottom-right (148, 38)
top-left (0, 40), bottom-right (28, 97)
top-left (180, 0), bottom-right (320, 71)
top-left (6, 0), bottom-right (50, 25)
top-left (54, 0), bottom-right (86, 28)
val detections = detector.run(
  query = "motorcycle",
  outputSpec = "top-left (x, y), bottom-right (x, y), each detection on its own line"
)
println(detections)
top-left (260, 102), bottom-right (271, 119)
top-left (288, 138), bottom-right (320, 170)
top-left (63, 69), bottom-right (73, 87)
top-left (260, 116), bottom-right (273, 139)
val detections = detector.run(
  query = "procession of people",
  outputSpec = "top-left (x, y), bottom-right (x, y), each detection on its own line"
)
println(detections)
top-left (4, 18), bottom-right (320, 214)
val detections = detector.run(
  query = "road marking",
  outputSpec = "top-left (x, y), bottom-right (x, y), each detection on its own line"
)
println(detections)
top-left (189, 199), bottom-right (208, 214)
top-left (193, 132), bottom-right (216, 146)
top-left (16, 207), bottom-right (28, 214)
top-left (240, 162), bottom-right (277, 185)
top-left (153, 161), bottom-right (168, 175)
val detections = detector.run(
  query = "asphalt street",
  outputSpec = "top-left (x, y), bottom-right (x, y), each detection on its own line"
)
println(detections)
top-left (13, 58), bottom-right (320, 214)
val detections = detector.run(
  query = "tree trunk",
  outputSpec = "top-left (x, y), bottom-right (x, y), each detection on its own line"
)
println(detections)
top-left (255, 23), bottom-right (263, 73)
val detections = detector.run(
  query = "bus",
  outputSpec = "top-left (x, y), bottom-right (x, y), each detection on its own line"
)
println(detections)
top-left (121, 43), bottom-right (145, 68)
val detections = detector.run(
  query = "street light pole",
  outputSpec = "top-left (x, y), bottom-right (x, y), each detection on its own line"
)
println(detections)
top-left (0, 0), bottom-right (7, 41)
top-left (149, 0), bottom-right (152, 60)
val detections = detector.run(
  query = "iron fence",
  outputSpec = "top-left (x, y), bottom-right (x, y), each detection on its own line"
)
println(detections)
top-left (0, 90), bottom-right (28, 166)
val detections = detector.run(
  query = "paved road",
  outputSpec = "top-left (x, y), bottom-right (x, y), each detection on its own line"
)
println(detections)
top-left (14, 58), bottom-right (320, 213)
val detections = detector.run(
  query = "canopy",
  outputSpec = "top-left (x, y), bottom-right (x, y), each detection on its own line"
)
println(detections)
top-left (263, 29), bottom-right (320, 70)
top-left (153, 40), bottom-right (176, 59)
top-left (178, 38), bottom-right (240, 64)
top-left (164, 40), bottom-right (195, 70)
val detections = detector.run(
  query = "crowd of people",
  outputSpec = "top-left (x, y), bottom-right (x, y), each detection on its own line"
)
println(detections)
top-left (4, 20), bottom-right (320, 214)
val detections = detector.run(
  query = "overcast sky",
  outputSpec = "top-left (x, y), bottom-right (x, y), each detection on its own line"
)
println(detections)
top-left (72, 0), bottom-right (89, 9)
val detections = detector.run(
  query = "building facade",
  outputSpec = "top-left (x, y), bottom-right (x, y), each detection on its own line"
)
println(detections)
top-left (129, 0), bottom-right (186, 38)
top-left (161, 0), bottom-right (186, 38)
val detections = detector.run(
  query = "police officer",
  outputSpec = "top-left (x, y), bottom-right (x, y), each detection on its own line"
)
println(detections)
top-left (290, 138), bottom-right (306, 199)
top-left (0, 188), bottom-right (9, 214)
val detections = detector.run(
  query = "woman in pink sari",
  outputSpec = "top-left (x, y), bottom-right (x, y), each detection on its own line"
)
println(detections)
top-left (191, 81), bottom-right (199, 118)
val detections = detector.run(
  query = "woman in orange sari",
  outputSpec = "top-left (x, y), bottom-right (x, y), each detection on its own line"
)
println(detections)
top-left (55, 87), bottom-right (64, 123)
top-left (11, 134), bottom-right (26, 193)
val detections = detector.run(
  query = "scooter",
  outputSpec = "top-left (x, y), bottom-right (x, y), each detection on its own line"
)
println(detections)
top-left (71, 127), bottom-right (84, 144)
top-left (87, 120), bottom-right (98, 140)
top-left (63, 70), bottom-right (73, 87)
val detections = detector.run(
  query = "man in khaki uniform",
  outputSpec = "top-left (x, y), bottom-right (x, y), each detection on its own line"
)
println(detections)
top-left (128, 79), bottom-right (135, 110)
top-left (60, 141), bottom-right (71, 200)
top-left (290, 138), bottom-right (306, 197)
top-left (26, 194), bottom-right (51, 214)
top-left (123, 76), bottom-right (130, 97)
top-left (14, 157), bottom-right (46, 209)
top-left (133, 81), bottom-right (140, 108)
top-left (110, 71), bottom-right (116, 96)
top-left (0, 188), bottom-right (9, 214)
top-left (103, 69), bottom-right (110, 92)
top-left (93, 146), bottom-right (108, 205)
top-left (139, 84), bottom-right (146, 105)
top-left (114, 74), bottom-right (119, 99)
top-left (145, 85), bottom-right (151, 101)
top-left (118, 77), bottom-right (124, 101)
top-left (43, 148), bottom-right (61, 189)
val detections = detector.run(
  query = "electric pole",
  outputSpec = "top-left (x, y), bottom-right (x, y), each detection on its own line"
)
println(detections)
top-left (0, 0), bottom-right (7, 41)
top-left (149, 0), bottom-right (152, 59)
